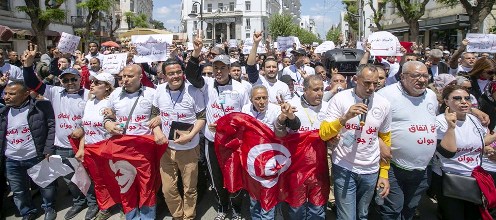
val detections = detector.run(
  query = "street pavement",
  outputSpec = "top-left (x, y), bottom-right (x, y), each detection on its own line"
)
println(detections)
top-left (2, 179), bottom-right (439, 220)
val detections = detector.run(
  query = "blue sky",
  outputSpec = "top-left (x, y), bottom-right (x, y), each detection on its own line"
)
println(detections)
top-left (152, 0), bottom-right (344, 39)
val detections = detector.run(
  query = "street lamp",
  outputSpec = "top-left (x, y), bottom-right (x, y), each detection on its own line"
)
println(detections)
top-left (188, 0), bottom-right (204, 31)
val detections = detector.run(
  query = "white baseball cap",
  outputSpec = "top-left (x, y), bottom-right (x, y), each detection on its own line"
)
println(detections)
top-left (90, 72), bottom-right (115, 86)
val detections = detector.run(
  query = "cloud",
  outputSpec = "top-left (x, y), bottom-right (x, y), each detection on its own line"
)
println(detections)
top-left (166, 19), bottom-right (180, 25)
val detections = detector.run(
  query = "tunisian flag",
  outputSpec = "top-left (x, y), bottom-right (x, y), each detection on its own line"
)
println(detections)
top-left (70, 135), bottom-right (167, 213)
top-left (215, 113), bottom-right (330, 211)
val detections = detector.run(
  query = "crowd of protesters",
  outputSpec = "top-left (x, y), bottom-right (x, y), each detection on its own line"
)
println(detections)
top-left (0, 29), bottom-right (495, 220)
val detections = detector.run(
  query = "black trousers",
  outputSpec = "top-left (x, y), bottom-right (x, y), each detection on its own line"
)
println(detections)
top-left (205, 140), bottom-right (243, 214)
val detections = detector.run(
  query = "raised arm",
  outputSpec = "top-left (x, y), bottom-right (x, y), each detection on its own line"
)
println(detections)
top-left (185, 31), bottom-right (205, 88)
top-left (22, 45), bottom-right (47, 95)
top-left (359, 42), bottom-right (371, 65)
top-left (246, 31), bottom-right (263, 83)
top-left (448, 39), bottom-right (468, 69)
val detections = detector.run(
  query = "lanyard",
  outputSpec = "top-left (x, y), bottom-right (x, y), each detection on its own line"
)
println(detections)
top-left (168, 88), bottom-right (184, 110)
top-left (302, 107), bottom-right (316, 128)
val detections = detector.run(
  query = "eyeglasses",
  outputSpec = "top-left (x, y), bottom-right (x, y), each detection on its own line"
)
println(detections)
top-left (62, 78), bottom-right (78, 83)
top-left (203, 72), bottom-right (213, 76)
top-left (451, 96), bottom-right (471, 102)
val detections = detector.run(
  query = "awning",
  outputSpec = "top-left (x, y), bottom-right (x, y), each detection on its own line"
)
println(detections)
top-left (11, 28), bottom-right (61, 37)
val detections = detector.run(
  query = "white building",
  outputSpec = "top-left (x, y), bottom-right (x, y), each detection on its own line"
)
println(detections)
top-left (0, 0), bottom-right (78, 53)
top-left (300, 15), bottom-right (317, 36)
top-left (181, 0), bottom-right (301, 45)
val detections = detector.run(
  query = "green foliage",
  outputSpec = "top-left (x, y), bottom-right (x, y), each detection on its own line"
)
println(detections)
top-left (77, 0), bottom-right (113, 11)
top-left (435, 0), bottom-right (459, 7)
top-left (294, 27), bottom-right (321, 44)
top-left (490, 25), bottom-right (496, 34)
top-left (342, 1), bottom-right (359, 33)
top-left (124, 12), bottom-right (150, 28)
top-left (16, 7), bottom-right (66, 23)
top-left (326, 26), bottom-right (341, 42)
top-left (268, 13), bottom-right (298, 38)
top-left (150, 20), bottom-right (165, 29)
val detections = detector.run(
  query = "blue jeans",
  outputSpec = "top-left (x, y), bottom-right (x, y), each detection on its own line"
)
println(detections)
top-left (250, 197), bottom-right (276, 220)
top-left (56, 147), bottom-right (97, 207)
top-left (5, 156), bottom-right (56, 216)
top-left (288, 202), bottom-right (325, 220)
top-left (332, 164), bottom-right (378, 220)
top-left (379, 163), bottom-right (429, 220)
top-left (125, 205), bottom-right (156, 220)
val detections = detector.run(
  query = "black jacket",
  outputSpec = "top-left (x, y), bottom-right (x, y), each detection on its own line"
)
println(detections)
top-left (0, 98), bottom-right (56, 165)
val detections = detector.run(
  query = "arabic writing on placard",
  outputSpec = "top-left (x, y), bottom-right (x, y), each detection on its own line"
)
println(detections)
top-left (102, 53), bottom-right (127, 74)
top-left (276, 36), bottom-right (301, 52)
top-left (466, 33), bottom-right (496, 53)
top-left (367, 31), bottom-right (402, 56)
top-left (57, 32), bottom-right (81, 54)
top-left (242, 38), bottom-right (266, 54)
top-left (131, 34), bottom-right (173, 63)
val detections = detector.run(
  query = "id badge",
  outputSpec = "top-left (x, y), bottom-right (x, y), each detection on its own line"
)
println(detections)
top-left (219, 93), bottom-right (226, 104)
top-left (342, 132), bottom-right (355, 147)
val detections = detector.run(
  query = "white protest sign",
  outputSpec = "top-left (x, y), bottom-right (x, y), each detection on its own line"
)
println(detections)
top-left (466, 33), bottom-right (496, 53)
top-left (57, 32), bottom-right (81, 54)
top-left (367, 31), bottom-right (402, 56)
top-left (273, 42), bottom-right (278, 49)
top-left (187, 42), bottom-right (194, 50)
top-left (314, 41), bottom-right (335, 54)
top-left (131, 34), bottom-right (173, 63)
top-left (276, 36), bottom-right (301, 52)
top-left (102, 53), bottom-right (127, 74)
top-left (228, 39), bottom-right (238, 48)
top-left (242, 38), bottom-right (266, 54)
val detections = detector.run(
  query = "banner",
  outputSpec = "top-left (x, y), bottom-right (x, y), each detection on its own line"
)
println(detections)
top-left (57, 32), bottom-right (81, 54)
top-left (131, 34), bottom-right (173, 63)
top-left (102, 53), bottom-right (127, 74)
top-left (466, 33), bottom-right (496, 53)
top-left (367, 31), bottom-right (402, 56)
top-left (215, 113), bottom-right (329, 211)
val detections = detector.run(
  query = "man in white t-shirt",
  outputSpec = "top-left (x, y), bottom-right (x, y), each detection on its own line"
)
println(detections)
top-left (84, 42), bottom-right (104, 62)
top-left (448, 39), bottom-right (475, 75)
top-left (152, 59), bottom-right (206, 220)
top-left (320, 64), bottom-right (391, 220)
top-left (229, 61), bottom-right (252, 92)
top-left (377, 61), bottom-right (438, 220)
top-left (22, 47), bottom-right (99, 220)
top-left (247, 32), bottom-right (292, 104)
top-left (103, 64), bottom-right (159, 219)
top-left (282, 48), bottom-right (315, 95)
top-left (185, 34), bottom-right (249, 220)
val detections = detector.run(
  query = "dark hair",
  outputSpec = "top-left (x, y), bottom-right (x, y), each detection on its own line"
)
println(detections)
top-left (88, 42), bottom-right (99, 48)
top-left (230, 61), bottom-right (241, 68)
top-left (162, 58), bottom-right (181, 74)
top-left (468, 57), bottom-right (496, 78)
top-left (203, 62), bottom-right (213, 67)
top-left (356, 64), bottom-right (378, 76)
top-left (7, 80), bottom-right (29, 92)
top-left (59, 57), bottom-right (72, 66)
top-left (441, 84), bottom-right (469, 100)
top-left (89, 57), bottom-right (100, 65)
top-left (262, 57), bottom-right (277, 68)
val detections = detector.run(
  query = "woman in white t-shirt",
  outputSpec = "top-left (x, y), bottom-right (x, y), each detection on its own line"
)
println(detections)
top-left (433, 85), bottom-right (496, 220)
top-left (75, 72), bottom-right (115, 219)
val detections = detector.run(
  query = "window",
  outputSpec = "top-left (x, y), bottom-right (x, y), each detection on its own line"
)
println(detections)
top-left (246, 18), bottom-right (251, 30)
top-left (245, 1), bottom-right (251, 11)
top-left (0, 0), bottom-right (10, 11)
top-left (130, 0), bottom-right (135, 12)
top-left (229, 2), bottom-right (235, 11)
top-left (246, 33), bottom-right (250, 39)
top-left (218, 3), bottom-right (223, 11)
top-left (207, 3), bottom-right (212, 12)
top-left (193, 21), bottom-right (198, 30)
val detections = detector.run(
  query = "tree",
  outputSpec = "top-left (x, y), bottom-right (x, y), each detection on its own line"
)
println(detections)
top-left (77, 0), bottom-right (113, 44)
top-left (150, 20), bottom-right (165, 29)
top-left (342, 0), bottom-right (359, 40)
top-left (294, 27), bottom-right (321, 44)
top-left (368, 0), bottom-right (388, 31)
top-left (391, 0), bottom-right (429, 42)
top-left (437, 0), bottom-right (496, 33)
top-left (268, 13), bottom-right (298, 38)
top-left (124, 12), bottom-right (150, 28)
top-left (326, 26), bottom-right (341, 43)
top-left (17, 0), bottom-right (66, 53)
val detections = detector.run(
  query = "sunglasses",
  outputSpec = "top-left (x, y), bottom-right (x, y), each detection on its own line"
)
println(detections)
top-left (451, 96), bottom-right (471, 102)
top-left (62, 78), bottom-right (78, 83)
top-left (91, 80), bottom-right (105, 85)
